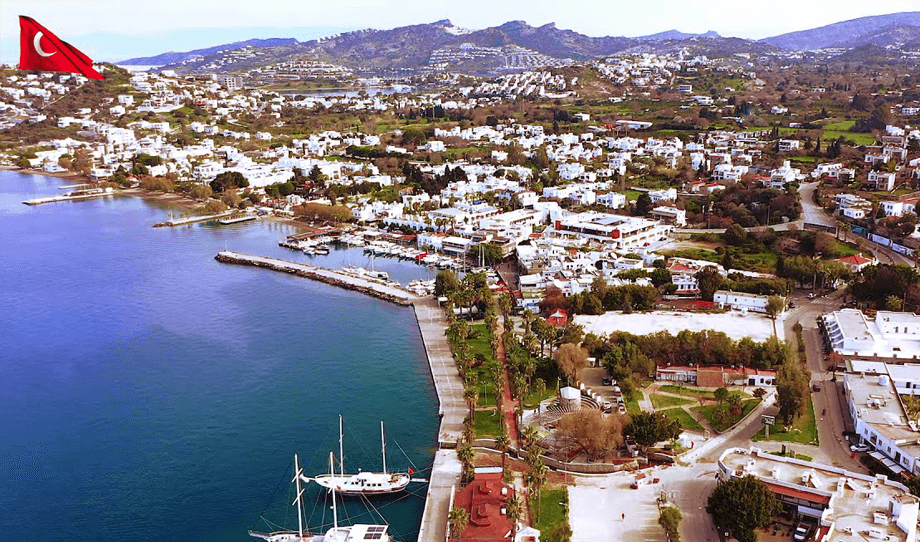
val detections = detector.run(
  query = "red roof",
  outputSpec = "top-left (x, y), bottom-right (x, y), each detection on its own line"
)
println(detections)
top-left (763, 481), bottom-right (831, 506)
top-left (450, 472), bottom-right (514, 542)
top-left (839, 254), bottom-right (873, 265)
top-left (547, 308), bottom-right (568, 327)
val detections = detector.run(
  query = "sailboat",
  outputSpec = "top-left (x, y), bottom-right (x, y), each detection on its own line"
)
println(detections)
top-left (309, 416), bottom-right (414, 496)
top-left (249, 453), bottom-right (392, 542)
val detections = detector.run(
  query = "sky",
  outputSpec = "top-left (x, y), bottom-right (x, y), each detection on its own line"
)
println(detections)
top-left (1, 0), bottom-right (918, 63)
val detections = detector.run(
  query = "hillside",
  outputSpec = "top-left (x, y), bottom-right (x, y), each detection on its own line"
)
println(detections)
top-left (762, 11), bottom-right (920, 50)
top-left (120, 38), bottom-right (298, 65)
top-left (637, 30), bottom-right (721, 40)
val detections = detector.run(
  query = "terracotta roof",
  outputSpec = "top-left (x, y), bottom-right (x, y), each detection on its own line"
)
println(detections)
top-left (451, 472), bottom-right (514, 542)
top-left (839, 254), bottom-right (873, 265)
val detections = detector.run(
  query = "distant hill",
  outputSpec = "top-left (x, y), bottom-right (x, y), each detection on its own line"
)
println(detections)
top-left (762, 12), bottom-right (920, 50)
top-left (119, 38), bottom-right (298, 65)
top-left (637, 29), bottom-right (721, 40)
top-left (125, 13), bottom-right (920, 76)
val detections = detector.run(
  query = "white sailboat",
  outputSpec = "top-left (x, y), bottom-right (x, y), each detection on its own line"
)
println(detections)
top-left (310, 416), bottom-right (412, 496)
top-left (249, 453), bottom-right (392, 542)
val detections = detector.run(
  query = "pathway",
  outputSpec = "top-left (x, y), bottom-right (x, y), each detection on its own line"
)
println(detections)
top-left (495, 318), bottom-right (519, 446)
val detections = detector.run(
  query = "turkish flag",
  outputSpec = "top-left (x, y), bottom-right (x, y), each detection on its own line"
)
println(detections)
top-left (19, 16), bottom-right (104, 80)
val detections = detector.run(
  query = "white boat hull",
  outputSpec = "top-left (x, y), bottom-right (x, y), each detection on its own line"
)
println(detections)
top-left (313, 472), bottom-right (410, 495)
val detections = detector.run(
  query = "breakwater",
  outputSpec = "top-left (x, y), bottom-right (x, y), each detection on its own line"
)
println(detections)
top-left (215, 251), bottom-right (418, 305)
top-left (154, 212), bottom-right (235, 228)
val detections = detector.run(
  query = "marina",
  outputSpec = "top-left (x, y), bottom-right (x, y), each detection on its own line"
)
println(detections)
top-left (152, 211), bottom-right (236, 227)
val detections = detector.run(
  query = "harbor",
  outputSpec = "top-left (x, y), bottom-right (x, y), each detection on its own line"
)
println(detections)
top-left (215, 249), bottom-right (469, 542)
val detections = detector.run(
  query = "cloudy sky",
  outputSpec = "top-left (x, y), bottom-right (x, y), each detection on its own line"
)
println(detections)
top-left (1, 0), bottom-right (917, 63)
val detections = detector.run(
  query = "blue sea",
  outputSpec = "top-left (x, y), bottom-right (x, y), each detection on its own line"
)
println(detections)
top-left (0, 170), bottom-right (439, 542)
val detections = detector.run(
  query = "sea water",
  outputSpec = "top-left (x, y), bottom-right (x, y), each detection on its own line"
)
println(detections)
top-left (0, 170), bottom-right (439, 542)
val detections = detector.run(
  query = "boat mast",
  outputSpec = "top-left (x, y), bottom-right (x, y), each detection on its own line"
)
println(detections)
top-left (380, 421), bottom-right (387, 474)
top-left (329, 451), bottom-right (339, 531)
top-left (293, 454), bottom-right (305, 539)
top-left (338, 414), bottom-right (345, 478)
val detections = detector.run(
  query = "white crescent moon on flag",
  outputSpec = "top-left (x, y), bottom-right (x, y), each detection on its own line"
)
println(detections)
top-left (34, 32), bottom-right (56, 57)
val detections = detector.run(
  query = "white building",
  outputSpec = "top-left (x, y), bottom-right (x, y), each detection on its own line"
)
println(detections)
top-left (718, 447), bottom-right (919, 540)
top-left (649, 206), bottom-right (686, 226)
top-left (869, 171), bottom-right (897, 191)
top-left (822, 310), bottom-right (920, 360)
top-left (713, 290), bottom-right (783, 314)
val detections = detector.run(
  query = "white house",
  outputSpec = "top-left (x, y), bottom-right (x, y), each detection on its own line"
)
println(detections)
top-left (713, 290), bottom-right (783, 314)
top-left (869, 171), bottom-right (897, 191)
top-left (778, 139), bottom-right (801, 152)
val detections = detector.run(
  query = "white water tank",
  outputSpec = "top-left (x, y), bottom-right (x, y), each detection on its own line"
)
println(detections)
top-left (879, 375), bottom-right (890, 387)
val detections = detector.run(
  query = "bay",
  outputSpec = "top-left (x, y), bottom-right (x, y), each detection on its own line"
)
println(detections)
top-left (0, 170), bottom-right (439, 542)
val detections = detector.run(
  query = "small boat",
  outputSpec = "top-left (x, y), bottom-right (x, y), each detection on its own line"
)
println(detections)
top-left (309, 416), bottom-right (412, 496)
top-left (315, 244), bottom-right (331, 255)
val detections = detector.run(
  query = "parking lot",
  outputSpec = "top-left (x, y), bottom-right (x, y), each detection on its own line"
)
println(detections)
top-left (568, 473), bottom-right (668, 542)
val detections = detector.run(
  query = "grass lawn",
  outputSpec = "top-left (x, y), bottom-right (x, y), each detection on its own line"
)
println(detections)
top-left (625, 189), bottom-right (642, 202)
top-left (692, 398), bottom-right (761, 432)
top-left (659, 385), bottom-right (715, 400)
top-left (473, 409), bottom-right (504, 439)
top-left (522, 385), bottom-right (558, 409)
top-left (822, 119), bottom-right (856, 131)
top-left (829, 240), bottom-right (860, 257)
top-left (660, 407), bottom-right (704, 432)
top-left (627, 390), bottom-right (643, 416)
top-left (467, 323), bottom-right (494, 361)
top-left (752, 396), bottom-right (818, 445)
top-left (767, 450), bottom-right (813, 462)
top-left (790, 156), bottom-right (818, 163)
top-left (535, 489), bottom-right (568, 541)
top-left (650, 393), bottom-right (695, 410)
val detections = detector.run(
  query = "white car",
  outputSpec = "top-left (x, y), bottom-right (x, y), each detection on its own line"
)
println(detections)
top-left (793, 524), bottom-right (809, 541)
top-left (850, 443), bottom-right (870, 453)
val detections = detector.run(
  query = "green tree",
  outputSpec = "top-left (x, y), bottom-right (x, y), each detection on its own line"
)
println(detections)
top-left (634, 193), bottom-right (654, 216)
top-left (714, 387), bottom-right (729, 405)
top-left (448, 507), bottom-right (468, 540)
top-left (435, 270), bottom-right (460, 296)
top-left (188, 184), bottom-right (212, 200)
top-left (776, 357), bottom-right (810, 425)
top-left (625, 411), bottom-right (681, 449)
top-left (650, 268), bottom-right (672, 287)
top-left (658, 506), bottom-right (682, 542)
top-left (724, 224), bottom-right (748, 246)
top-left (479, 243), bottom-right (505, 265)
top-left (695, 266), bottom-right (723, 301)
top-left (706, 475), bottom-right (780, 542)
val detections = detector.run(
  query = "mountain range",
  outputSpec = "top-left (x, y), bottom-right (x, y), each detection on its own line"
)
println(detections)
top-left (119, 12), bottom-right (920, 74)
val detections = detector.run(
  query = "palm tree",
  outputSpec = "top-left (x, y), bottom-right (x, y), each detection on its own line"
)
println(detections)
top-left (457, 443), bottom-right (475, 482)
top-left (505, 495), bottom-right (523, 538)
top-left (521, 425), bottom-right (540, 449)
top-left (494, 432), bottom-right (510, 473)
top-left (448, 507), bottom-right (468, 540)
top-left (527, 459), bottom-right (547, 522)
top-left (522, 309), bottom-right (535, 336)
top-left (464, 386), bottom-right (479, 422)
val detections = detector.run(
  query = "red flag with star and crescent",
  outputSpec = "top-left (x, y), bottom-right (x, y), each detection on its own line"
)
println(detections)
top-left (19, 16), bottom-right (104, 80)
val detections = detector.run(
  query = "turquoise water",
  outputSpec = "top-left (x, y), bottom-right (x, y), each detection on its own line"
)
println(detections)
top-left (0, 171), bottom-right (439, 541)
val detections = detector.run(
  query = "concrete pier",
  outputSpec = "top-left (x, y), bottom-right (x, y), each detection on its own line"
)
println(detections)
top-left (416, 450), bottom-right (462, 542)
top-left (214, 251), bottom-right (419, 305)
top-left (23, 191), bottom-right (114, 205)
top-left (153, 212), bottom-right (235, 227)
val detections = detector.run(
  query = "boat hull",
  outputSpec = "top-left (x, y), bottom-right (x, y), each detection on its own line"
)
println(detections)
top-left (313, 473), bottom-right (410, 495)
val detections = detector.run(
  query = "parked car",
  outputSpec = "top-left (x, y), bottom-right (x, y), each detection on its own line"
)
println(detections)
top-left (602, 377), bottom-right (612, 386)
top-left (807, 293), bottom-right (815, 299)
top-left (851, 443), bottom-right (870, 453)
top-left (793, 522), bottom-right (812, 541)
top-left (602, 401), bottom-right (612, 413)
top-left (812, 384), bottom-right (821, 392)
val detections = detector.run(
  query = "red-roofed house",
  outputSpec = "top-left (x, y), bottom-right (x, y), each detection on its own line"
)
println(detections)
top-left (450, 468), bottom-right (517, 542)
top-left (546, 308), bottom-right (568, 327)
top-left (838, 253), bottom-right (877, 273)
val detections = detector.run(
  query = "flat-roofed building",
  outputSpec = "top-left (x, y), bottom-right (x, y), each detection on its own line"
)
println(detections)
top-left (843, 372), bottom-right (920, 476)
top-left (822, 310), bottom-right (920, 360)
top-left (718, 447), bottom-right (919, 542)
top-left (551, 211), bottom-right (671, 250)
top-left (713, 290), bottom-right (784, 314)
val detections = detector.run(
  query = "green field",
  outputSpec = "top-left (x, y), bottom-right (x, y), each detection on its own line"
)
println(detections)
top-left (660, 407), bottom-right (705, 432)
top-left (473, 408), bottom-right (503, 439)
top-left (692, 399), bottom-right (761, 432)
top-left (752, 397), bottom-right (818, 445)
top-left (627, 390), bottom-right (643, 416)
top-left (650, 393), bottom-right (695, 410)
top-left (625, 189), bottom-right (642, 202)
top-left (659, 385), bottom-right (715, 400)
top-left (536, 489), bottom-right (569, 542)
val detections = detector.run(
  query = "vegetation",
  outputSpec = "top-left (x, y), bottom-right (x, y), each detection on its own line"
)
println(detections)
top-left (658, 506), bottom-right (682, 542)
top-left (625, 411), bottom-right (682, 449)
top-left (753, 396), bottom-right (818, 445)
top-left (692, 398), bottom-right (761, 432)
top-left (649, 393), bottom-right (694, 410)
top-left (660, 407), bottom-right (704, 432)
top-left (556, 409), bottom-right (629, 461)
top-left (537, 489), bottom-right (571, 542)
top-left (707, 475), bottom-right (781, 542)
